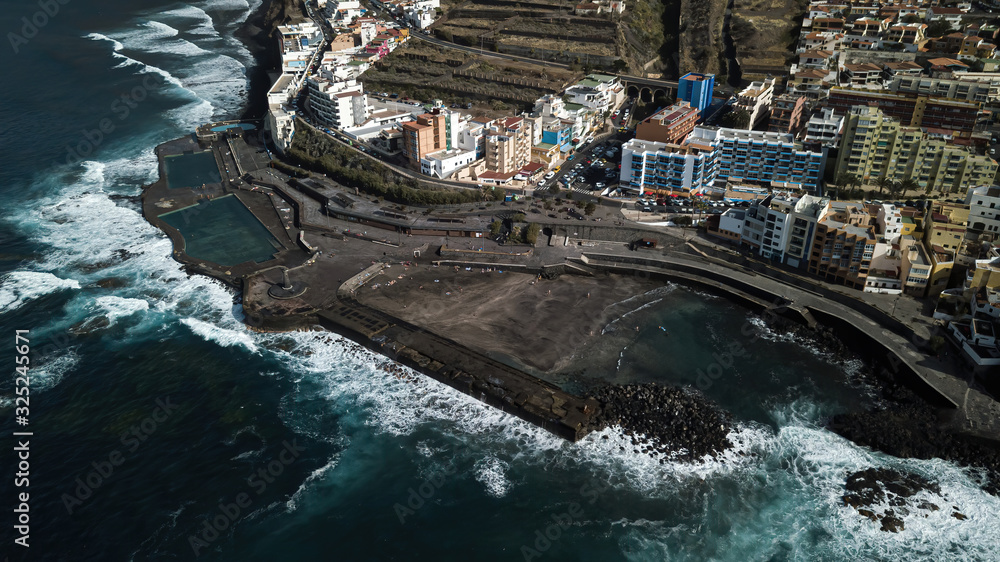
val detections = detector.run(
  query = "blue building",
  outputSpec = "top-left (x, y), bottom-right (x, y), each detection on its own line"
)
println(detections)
top-left (618, 126), bottom-right (824, 195)
top-left (678, 72), bottom-right (715, 113)
top-left (540, 120), bottom-right (573, 151)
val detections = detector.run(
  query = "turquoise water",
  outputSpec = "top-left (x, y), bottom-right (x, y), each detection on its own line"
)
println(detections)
top-left (211, 123), bottom-right (256, 132)
top-left (160, 194), bottom-right (281, 265)
top-left (164, 150), bottom-right (223, 188)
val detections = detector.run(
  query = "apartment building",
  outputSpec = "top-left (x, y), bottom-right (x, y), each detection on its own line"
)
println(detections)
top-left (835, 106), bottom-right (997, 194)
top-left (678, 73), bottom-right (715, 113)
top-left (966, 185), bottom-right (1000, 241)
top-left (888, 76), bottom-right (1000, 104)
top-left (844, 63), bottom-right (884, 87)
top-left (484, 116), bottom-right (534, 175)
top-left (803, 107), bottom-right (844, 147)
top-left (401, 109), bottom-right (460, 165)
top-left (740, 194), bottom-right (829, 267)
top-left (635, 101), bottom-right (700, 144)
top-left (698, 127), bottom-right (824, 193)
top-left (808, 201), bottom-right (877, 289)
top-left (564, 73), bottom-right (626, 114)
top-left (768, 94), bottom-right (807, 135)
top-left (827, 87), bottom-right (980, 135)
top-left (619, 136), bottom-right (718, 194)
top-left (733, 77), bottom-right (775, 129)
top-left (900, 235), bottom-right (933, 296)
top-left (306, 77), bottom-right (371, 130)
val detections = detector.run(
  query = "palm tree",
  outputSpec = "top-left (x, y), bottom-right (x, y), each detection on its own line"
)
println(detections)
top-left (874, 175), bottom-right (895, 197)
top-left (898, 178), bottom-right (919, 197)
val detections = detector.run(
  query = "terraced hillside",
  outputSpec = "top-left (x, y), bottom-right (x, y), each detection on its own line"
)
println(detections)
top-left (433, 0), bottom-right (672, 75)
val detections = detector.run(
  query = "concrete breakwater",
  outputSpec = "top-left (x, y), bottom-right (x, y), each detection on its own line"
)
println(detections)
top-left (315, 296), bottom-right (601, 441)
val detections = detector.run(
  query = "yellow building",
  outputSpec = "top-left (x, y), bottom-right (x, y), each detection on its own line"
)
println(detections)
top-left (836, 106), bottom-right (998, 194)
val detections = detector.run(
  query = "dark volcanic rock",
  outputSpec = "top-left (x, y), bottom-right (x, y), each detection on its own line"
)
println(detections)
top-left (842, 467), bottom-right (950, 532)
top-left (829, 374), bottom-right (1000, 497)
top-left (96, 277), bottom-right (129, 289)
top-left (587, 383), bottom-right (734, 462)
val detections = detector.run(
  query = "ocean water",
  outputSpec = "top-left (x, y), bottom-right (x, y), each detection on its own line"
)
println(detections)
top-left (1, 1), bottom-right (1000, 560)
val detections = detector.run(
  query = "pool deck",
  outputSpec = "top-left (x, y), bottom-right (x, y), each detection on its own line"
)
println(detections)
top-left (141, 126), bottom-right (1000, 445)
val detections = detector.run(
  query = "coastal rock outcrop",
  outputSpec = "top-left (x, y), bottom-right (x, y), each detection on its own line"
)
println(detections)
top-left (841, 467), bottom-right (966, 531)
top-left (587, 382), bottom-right (734, 462)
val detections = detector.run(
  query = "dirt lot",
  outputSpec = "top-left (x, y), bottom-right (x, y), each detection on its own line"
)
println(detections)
top-left (354, 266), bottom-right (658, 374)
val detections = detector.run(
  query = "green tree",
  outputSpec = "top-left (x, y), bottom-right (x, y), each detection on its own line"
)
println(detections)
top-left (720, 108), bottom-right (751, 129)
top-left (489, 220), bottom-right (502, 237)
top-left (584, 201), bottom-right (597, 215)
top-left (513, 212), bottom-right (525, 222)
top-left (524, 223), bottom-right (541, 245)
top-left (926, 20), bottom-right (955, 38)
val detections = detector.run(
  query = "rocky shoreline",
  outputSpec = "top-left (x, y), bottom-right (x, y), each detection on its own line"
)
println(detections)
top-left (840, 467), bottom-right (967, 533)
top-left (587, 383), bottom-right (734, 462)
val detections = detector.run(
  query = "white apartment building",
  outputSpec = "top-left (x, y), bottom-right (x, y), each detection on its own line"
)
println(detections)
top-left (306, 78), bottom-right (371, 130)
top-left (733, 77), bottom-right (776, 129)
top-left (619, 137), bottom-right (719, 194)
top-left (276, 23), bottom-right (322, 74)
top-left (329, 0), bottom-right (363, 23)
top-left (966, 185), bottom-right (1000, 241)
top-left (740, 194), bottom-right (828, 266)
top-left (564, 73), bottom-right (626, 115)
top-left (803, 108), bottom-right (844, 148)
top-left (421, 147), bottom-right (477, 178)
top-left (877, 203), bottom-right (903, 242)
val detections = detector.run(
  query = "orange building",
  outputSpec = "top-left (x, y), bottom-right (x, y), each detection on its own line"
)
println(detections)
top-left (401, 110), bottom-right (459, 166)
top-left (635, 101), bottom-right (700, 145)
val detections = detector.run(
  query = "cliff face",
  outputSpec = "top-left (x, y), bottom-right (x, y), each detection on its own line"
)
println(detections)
top-left (677, 0), bottom-right (727, 78)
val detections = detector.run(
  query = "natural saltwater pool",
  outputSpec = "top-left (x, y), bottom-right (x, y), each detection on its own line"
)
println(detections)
top-left (164, 150), bottom-right (222, 189)
top-left (160, 194), bottom-right (281, 265)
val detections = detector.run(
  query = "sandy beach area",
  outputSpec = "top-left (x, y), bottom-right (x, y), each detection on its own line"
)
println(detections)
top-left (354, 264), bottom-right (662, 375)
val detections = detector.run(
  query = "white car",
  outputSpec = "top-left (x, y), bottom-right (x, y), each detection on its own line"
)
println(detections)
top-left (545, 171), bottom-right (555, 179)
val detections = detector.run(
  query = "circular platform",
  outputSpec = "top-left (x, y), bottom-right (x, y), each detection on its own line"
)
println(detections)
top-left (268, 281), bottom-right (308, 299)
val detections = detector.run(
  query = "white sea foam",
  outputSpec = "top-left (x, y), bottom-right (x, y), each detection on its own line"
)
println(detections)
top-left (0, 271), bottom-right (81, 314)
top-left (286, 453), bottom-right (342, 512)
top-left (474, 456), bottom-right (511, 498)
top-left (84, 32), bottom-right (187, 89)
top-left (31, 349), bottom-right (81, 392)
top-left (181, 317), bottom-right (258, 352)
top-left (93, 295), bottom-right (149, 322)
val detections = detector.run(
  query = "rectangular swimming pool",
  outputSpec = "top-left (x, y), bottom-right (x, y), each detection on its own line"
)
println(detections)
top-left (160, 194), bottom-right (282, 266)
top-left (164, 150), bottom-right (223, 189)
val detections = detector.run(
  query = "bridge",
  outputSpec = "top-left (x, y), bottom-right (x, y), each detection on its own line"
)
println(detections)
top-left (619, 75), bottom-right (678, 103)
